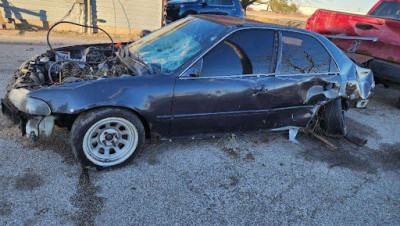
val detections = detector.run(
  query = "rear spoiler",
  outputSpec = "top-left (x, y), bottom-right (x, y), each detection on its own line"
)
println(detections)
top-left (325, 35), bottom-right (380, 54)
top-left (324, 35), bottom-right (379, 64)
top-left (324, 35), bottom-right (379, 42)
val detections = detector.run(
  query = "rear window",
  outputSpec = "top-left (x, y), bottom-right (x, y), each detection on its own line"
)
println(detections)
top-left (208, 0), bottom-right (234, 6)
top-left (208, 0), bottom-right (219, 5)
top-left (220, 0), bottom-right (234, 6)
top-left (370, 1), bottom-right (400, 20)
top-left (278, 31), bottom-right (338, 74)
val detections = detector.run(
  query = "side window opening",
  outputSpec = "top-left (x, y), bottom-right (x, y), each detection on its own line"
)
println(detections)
top-left (370, 2), bottom-right (400, 20)
top-left (208, 0), bottom-right (220, 5)
top-left (220, 0), bottom-right (234, 6)
top-left (200, 29), bottom-right (276, 78)
top-left (329, 57), bottom-right (338, 73)
top-left (278, 31), bottom-right (338, 74)
top-left (200, 41), bottom-right (244, 77)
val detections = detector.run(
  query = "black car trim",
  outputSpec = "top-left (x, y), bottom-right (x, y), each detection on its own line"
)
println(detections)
top-left (270, 31), bottom-right (280, 74)
top-left (178, 72), bottom-right (339, 79)
top-left (157, 105), bottom-right (314, 120)
top-left (275, 31), bottom-right (283, 74)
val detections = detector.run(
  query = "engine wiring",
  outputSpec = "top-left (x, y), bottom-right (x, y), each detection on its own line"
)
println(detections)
top-left (46, 21), bottom-right (116, 83)
top-left (46, 21), bottom-right (115, 60)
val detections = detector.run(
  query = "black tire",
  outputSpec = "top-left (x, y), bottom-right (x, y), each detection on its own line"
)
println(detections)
top-left (398, 96), bottom-right (400, 109)
top-left (319, 99), bottom-right (347, 136)
top-left (70, 108), bottom-right (145, 168)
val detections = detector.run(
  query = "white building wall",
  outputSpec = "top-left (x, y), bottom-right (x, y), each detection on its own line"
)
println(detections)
top-left (0, 0), bottom-right (163, 31)
top-left (94, 0), bottom-right (163, 30)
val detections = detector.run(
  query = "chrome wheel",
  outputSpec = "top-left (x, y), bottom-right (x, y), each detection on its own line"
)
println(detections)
top-left (82, 117), bottom-right (138, 166)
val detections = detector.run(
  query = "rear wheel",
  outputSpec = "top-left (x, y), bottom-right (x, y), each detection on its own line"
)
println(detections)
top-left (319, 99), bottom-right (347, 136)
top-left (70, 108), bottom-right (145, 168)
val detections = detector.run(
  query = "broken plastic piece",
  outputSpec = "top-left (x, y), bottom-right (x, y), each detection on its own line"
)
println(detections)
top-left (289, 128), bottom-right (300, 144)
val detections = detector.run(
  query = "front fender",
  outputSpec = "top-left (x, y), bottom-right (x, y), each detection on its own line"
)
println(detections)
top-left (28, 75), bottom-right (175, 117)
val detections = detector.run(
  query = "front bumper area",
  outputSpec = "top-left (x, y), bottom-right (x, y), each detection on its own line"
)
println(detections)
top-left (2, 91), bottom-right (55, 140)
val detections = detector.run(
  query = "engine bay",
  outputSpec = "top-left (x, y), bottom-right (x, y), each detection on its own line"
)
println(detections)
top-left (8, 43), bottom-right (134, 91)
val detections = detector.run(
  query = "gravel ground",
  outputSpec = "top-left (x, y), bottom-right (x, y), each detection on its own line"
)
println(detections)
top-left (0, 34), bottom-right (399, 225)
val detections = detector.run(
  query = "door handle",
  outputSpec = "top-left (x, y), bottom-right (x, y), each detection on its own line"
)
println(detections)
top-left (252, 85), bottom-right (266, 95)
top-left (355, 23), bottom-right (373, 30)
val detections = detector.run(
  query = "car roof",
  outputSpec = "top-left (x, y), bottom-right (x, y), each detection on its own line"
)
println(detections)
top-left (194, 14), bottom-right (313, 34)
top-left (194, 14), bottom-right (263, 26)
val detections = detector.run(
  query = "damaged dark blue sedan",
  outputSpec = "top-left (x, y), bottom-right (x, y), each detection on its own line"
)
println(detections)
top-left (1, 15), bottom-right (374, 168)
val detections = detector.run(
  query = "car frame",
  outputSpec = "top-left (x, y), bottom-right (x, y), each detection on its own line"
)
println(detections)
top-left (1, 15), bottom-right (374, 168)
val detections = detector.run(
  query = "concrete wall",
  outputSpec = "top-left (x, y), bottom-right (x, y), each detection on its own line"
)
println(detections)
top-left (94, 0), bottom-right (163, 30)
top-left (0, 0), bottom-right (163, 35)
top-left (297, 5), bottom-right (364, 16)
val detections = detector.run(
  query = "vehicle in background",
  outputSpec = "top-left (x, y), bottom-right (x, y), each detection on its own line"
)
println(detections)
top-left (306, 0), bottom-right (400, 88)
top-left (166, 0), bottom-right (245, 22)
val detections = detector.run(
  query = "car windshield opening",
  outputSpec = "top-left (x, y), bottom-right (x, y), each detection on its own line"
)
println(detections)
top-left (128, 17), bottom-right (228, 73)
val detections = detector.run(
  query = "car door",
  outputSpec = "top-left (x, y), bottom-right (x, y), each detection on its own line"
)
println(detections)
top-left (218, 0), bottom-right (236, 16)
top-left (199, 0), bottom-right (221, 15)
top-left (170, 29), bottom-right (277, 137)
top-left (257, 31), bottom-right (341, 129)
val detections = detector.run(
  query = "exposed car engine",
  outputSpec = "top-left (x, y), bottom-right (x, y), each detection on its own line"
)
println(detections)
top-left (6, 21), bottom-right (139, 92)
top-left (8, 44), bottom-right (132, 91)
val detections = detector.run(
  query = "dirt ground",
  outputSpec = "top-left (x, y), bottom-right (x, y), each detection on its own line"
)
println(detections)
top-left (0, 32), bottom-right (399, 225)
top-left (246, 10), bottom-right (308, 28)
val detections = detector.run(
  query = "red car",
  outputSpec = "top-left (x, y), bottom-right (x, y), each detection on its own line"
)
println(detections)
top-left (306, 0), bottom-right (400, 86)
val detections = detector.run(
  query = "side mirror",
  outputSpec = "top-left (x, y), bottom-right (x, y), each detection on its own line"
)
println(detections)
top-left (140, 30), bottom-right (151, 38)
top-left (189, 72), bottom-right (200, 77)
top-left (201, 0), bottom-right (207, 7)
top-left (186, 58), bottom-right (203, 78)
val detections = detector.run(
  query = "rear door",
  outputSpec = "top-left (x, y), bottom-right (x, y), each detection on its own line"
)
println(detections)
top-left (199, 0), bottom-right (221, 15)
top-left (170, 29), bottom-right (277, 137)
top-left (218, 0), bottom-right (236, 16)
top-left (258, 31), bottom-right (341, 129)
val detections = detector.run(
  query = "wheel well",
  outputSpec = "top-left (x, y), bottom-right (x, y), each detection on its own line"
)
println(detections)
top-left (183, 10), bottom-right (197, 16)
top-left (58, 106), bottom-right (151, 140)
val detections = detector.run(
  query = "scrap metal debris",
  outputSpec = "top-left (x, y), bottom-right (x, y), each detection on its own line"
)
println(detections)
top-left (345, 133), bottom-right (368, 147)
top-left (308, 131), bottom-right (338, 151)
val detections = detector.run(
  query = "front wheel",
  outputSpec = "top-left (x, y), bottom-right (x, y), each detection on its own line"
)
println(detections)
top-left (70, 108), bottom-right (145, 168)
